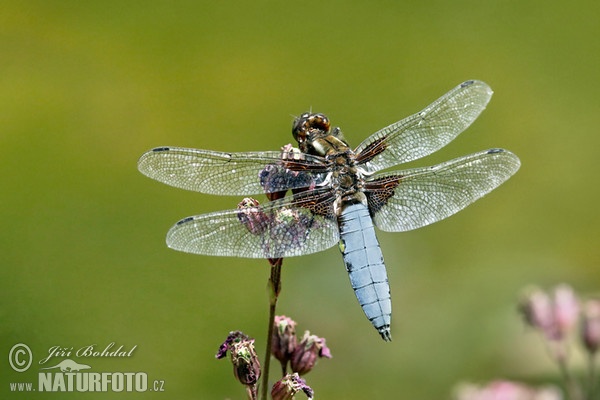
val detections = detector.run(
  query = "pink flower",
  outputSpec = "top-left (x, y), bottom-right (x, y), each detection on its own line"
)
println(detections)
top-left (519, 284), bottom-right (580, 341)
top-left (552, 284), bottom-right (579, 337)
top-left (519, 287), bottom-right (556, 338)
top-left (271, 373), bottom-right (314, 400)
top-left (581, 298), bottom-right (600, 354)
top-left (454, 380), bottom-right (562, 400)
top-left (290, 331), bottom-right (332, 375)
top-left (271, 315), bottom-right (298, 367)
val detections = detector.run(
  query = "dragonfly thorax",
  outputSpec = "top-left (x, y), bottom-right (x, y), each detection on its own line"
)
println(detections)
top-left (325, 150), bottom-right (368, 213)
top-left (292, 113), bottom-right (368, 210)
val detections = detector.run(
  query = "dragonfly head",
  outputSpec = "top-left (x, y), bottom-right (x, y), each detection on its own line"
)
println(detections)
top-left (292, 112), bottom-right (350, 156)
top-left (292, 112), bottom-right (331, 149)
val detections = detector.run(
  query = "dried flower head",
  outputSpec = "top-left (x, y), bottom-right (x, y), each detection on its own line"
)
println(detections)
top-left (290, 330), bottom-right (332, 375)
top-left (216, 331), bottom-right (261, 387)
top-left (216, 331), bottom-right (248, 360)
top-left (237, 198), bottom-right (268, 235)
top-left (272, 315), bottom-right (298, 366)
top-left (271, 373), bottom-right (314, 400)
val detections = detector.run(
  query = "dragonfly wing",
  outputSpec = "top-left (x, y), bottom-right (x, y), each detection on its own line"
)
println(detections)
top-left (355, 80), bottom-right (493, 172)
top-left (166, 189), bottom-right (340, 258)
top-left (365, 149), bottom-right (520, 232)
top-left (138, 146), bottom-right (330, 196)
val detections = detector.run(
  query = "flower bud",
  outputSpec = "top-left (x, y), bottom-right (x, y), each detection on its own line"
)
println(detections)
top-left (237, 198), bottom-right (268, 235)
top-left (272, 315), bottom-right (298, 366)
top-left (271, 373), bottom-right (314, 400)
top-left (552, 284), bottom-right (579, 337)
top-left (290, 331), bottom-right (332, 375)
top-left (519, 287), bottom-right (556, 338)
top-left (581, 298), bottom-right (600, 354)
top-left (519, 284), bottom-right (580, 341)
top-left (216, 331), bottom-right (261, 386)
top-left (230, 339), bottom-right (261, 386)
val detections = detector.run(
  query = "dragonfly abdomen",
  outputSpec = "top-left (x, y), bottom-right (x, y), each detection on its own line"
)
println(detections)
top-left (338, 202), bottom-right (392, 341)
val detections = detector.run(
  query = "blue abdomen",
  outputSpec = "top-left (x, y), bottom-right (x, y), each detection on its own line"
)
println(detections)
top-left (338, 202), bottom-right (392, 341)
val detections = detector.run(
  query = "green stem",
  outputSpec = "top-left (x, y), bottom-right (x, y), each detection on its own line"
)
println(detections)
top-left (552, 341), bottom-right (581, 400)
top-left (261, 258), bottom-right (283, 400)
top-left (588, 352), bottom-right (597, 400)
top-left (557, 358), bottom-right (581, 400)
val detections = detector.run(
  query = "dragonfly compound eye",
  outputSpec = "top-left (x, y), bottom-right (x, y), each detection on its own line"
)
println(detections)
top-left (307, 113), bottom-right (330, 133)
top-left (292, 112), bottom-right (311, 143)
top-left (292, 113), bottom-right (331, 144)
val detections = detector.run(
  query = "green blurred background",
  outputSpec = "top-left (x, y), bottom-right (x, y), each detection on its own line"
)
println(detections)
top-left (1, 1), bottom-right (598, 398)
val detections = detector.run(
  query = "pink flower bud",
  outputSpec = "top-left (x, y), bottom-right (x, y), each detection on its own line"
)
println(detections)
top-left (271, 315), bottom-right (298, 366)
top-left (271, 373), bottom-right (314, 400)
top-left (237, 198), bottom-right (269, 235)
top-left (519, 287), bottom-right (556, 338)
top-left (519, 284), bottom-right (580, 341)
top-left (290, 331), bottom-right (331, 375)
top-left (581, 298), bottom-right (600, 354)
top-left (552, 284), bottom-right (579, 337)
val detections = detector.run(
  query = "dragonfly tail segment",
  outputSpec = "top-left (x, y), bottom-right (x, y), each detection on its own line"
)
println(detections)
top-left (338, 202), bottom-right (393, 342)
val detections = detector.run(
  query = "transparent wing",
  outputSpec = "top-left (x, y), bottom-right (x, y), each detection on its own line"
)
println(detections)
top-left (138, 146), bottom-right (331, 196)
top-left (355, 80), bottom-right (493, 172)
top-left (166, 189), bottom-right (340, 258)
top-left (364, 149), bottom-right (520, 232)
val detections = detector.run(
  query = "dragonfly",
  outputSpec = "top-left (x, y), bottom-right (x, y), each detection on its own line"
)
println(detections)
top-left (138, 80), bottom-right (520, 341)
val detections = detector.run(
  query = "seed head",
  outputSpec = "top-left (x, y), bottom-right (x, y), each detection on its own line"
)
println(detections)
top-left (271, 373), bottom-right (314, 400)
top-left (216, 331), bottom-right (261, 387)
top-left (290, 330), bottom-right (332, 375)
top-left (272, 315), bottom-right (298, 366)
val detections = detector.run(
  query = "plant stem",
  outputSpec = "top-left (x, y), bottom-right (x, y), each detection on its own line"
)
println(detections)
top-left (247, 384), bottom-right (258, 400)
top-left (261, 258), bottom-right (283, 400)
top-left (557, 360), bottom-right (581, 400)
top-left (544, 338), bottom-right (582, 400)
top-left (588, 352), bottom-right (597, 400)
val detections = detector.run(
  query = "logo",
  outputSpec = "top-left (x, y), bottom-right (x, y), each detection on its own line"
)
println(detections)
top-left (9, 344), bottom-right (32, 373)
top-left (7, 342), bottom-right (165, 393)
top-left (40, 359), bottom-right (91, 372)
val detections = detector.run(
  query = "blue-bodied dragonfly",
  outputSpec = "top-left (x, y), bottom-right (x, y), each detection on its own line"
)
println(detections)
top-left (138, 80), bottom-right (520, 341)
